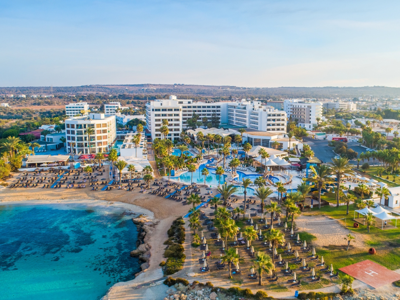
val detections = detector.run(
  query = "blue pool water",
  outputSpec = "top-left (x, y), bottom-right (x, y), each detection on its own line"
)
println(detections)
top-left (171, 164), bottom-right (280, 189)
top-left (111, 140), bottom-right (124, 154)
top-left (0, 203), bottom-right (140, 300)
top-left (172, 149), bottom-right (193, 156)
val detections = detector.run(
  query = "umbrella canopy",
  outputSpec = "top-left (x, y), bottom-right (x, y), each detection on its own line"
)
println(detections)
top-left (374, 211), bottom-right (397, 220)
top-left (370, 205), bottom-right (390, 215)
top-left (355, 207), bottom-right (376, 216)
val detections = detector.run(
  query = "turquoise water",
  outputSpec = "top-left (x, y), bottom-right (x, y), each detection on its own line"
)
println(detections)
top-left (0, 203), bottom-right (140, 300)
top-left (171, 164), bottom-right (280, 188)
top-left (112, 140), bottom-right (124, 154)
top-left (172, 149), bottom-right (192, 156)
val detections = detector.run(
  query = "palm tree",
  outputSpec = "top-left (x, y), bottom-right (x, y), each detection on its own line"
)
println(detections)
top-left (309, 165), bottom-right (333, 209)
top-left (297, 181), bottom-right (311, 204)
top-left (165, 159), bottom-right (174, 180)
top-left (159, 125), bottom-right (169, 140)
top-left (271, 141), bottom-right (280, 150)
top-left (217, 183), bottom-right (238, 206)
top-left (243, 226), bottom-right (258, 247)
top-left (243, 142), bottom-right (252, 158)
top-left (287, 131), bottom-right (294, 151)
top-left (238, 128), bottom-right (246, 139)
top-left (215, 166), bottom-right (225, 187)
top-left (229, 158), bottom-right (240, 175)
top-left (222, 147), bottom-right (230, 168)
top-left (287, 202), bottom-right (301, 229)
top-left (127, 164), bottom-right (135, 180)
top-left (217, 218), bottom-right (239, 248)
top-left (84, 165), bottom-right (93, 173)
top-left (187, 164), bottom-right (197, 184)
top-left (266, 201), bottom-right (281, 226)
top-left (95, 152), bottom-right (105, 167)
top-left (264, 229), bottom-right (285, 262)
top-left (234, 134), bottom-right (242, 147)
top-left (344, 233), bottom-right (355, 251)
top-left (255, 186), bottom-right (274, 214)
top-left (209, 196), bottom-right (220, 211)
top-left (329, 157), bottom-right (354, 207)
top-left (277, 183), bottom-right (287, 203)
top-left (251, 252), bottom-right (275, 286)
top-left (189, 214), bottom-right (201, 234)
top-left (86, 127), bottom-right (95, 153)
top-left (143, 174), bottom-right (153, 188)
top-left (221, 247), bottom-right (240, 279)
top-left (133, 134), bottom-right (141, 158)
top-left (201, 168), bottom-right (209, 185)
top-left (254, 176), bottom-right (266, 188)
top-left (187, 194), bottom-right (201, 208)
top-left (357, 183), bottom-right (369, 199)
top-left (114, 160), bottom-right (128, 185)
top-left (366, 212), bottom-right (374, 233)
top-left (242, 178), bottom-right (252, 218)
top-left (143, 165), bottom-right (153, 175)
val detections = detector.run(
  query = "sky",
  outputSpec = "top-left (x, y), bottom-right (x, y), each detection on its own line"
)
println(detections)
top-left (1, 0), bottom-right (400, 87)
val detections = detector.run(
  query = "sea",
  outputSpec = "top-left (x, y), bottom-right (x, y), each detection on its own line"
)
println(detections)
top-left (0, 203), bottom-right (141, 300)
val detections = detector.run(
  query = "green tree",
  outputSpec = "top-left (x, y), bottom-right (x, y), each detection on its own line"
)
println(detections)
top-left (84, 166), bottom-right (93, 173)
top-left (143, 174), bottom-right (153, 188)
top-left (242, 178), bottom-right (252, 218)
top-left (329, 157), bottom-right (354, 207)
top-left (264, 229), bottom-right (285, 262)
top-left (209, 196), bottom-right (220, 211)
top-left (127, 164), bottom-right (135, 180)
top-left (215, 166), bottom-right (225, 187)
top-left (251, 252), bottom-right (274, 286)
top-left (187, 193), bottom-right (201, 208)
top-left (85, 127), bottom-right (95, 152)
top-left (344, 233), bottom-right (355, 251)
top-left (255, 186), bottom-right (273, 214)
top-left (266, 201), bottom-right (281, 226)
top-left (114, 160), bottom-right (128, 185)
top-left (221, 247), bottom-right (240, 279)
top-left (243, 226), bottom-right (258, 247)
top-left (309, 165), bottom-right (333, 209)
top-left (217, 183), bottom-right (238, 206)
top-left (201, 168), bottom-right (209, 185)
top-left (187, 164), bottom-right (197, 184)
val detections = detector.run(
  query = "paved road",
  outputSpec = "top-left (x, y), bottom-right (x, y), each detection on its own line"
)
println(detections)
top-left (303, 137), bottom-right (380, 165)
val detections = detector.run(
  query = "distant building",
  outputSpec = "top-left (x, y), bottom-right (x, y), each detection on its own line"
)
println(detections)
top-left (104, 102), bottom-right (128, 116)
top-left (265, 101), bottom-right (283, 110)
top-left (284, 99), bottom-right (323, 130)
top-left (0, 103), bottom-right (9, 107)
top-left (65, 102), bottom-right (90, 117)
top-left (65, 113), bottom-right (116, 154)
top-left (120, 132), bottom-right (148, 158)
top-left (18, 94), bottom-right (26, 98)
top-left (40, 132), bottom-right (65, 144)
top-left (116, 113), bottom-right (146, 126)
top-left (6, 94), bottom-right (14, 98)
top-left (323, 102), bottom-right (357, 111)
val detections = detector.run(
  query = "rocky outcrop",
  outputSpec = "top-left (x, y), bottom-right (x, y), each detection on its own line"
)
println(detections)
top-left (163, 283), bottom-right (239, 300)
top-left (131, 215), bottom-right (158, 277)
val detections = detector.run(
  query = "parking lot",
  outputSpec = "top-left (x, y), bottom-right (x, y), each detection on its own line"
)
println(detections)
top-left (303, 137), bottom-right (379, 165)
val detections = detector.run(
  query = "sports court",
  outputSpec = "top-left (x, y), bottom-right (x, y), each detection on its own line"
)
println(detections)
top-left (340, 260), bottom-right (400, 288)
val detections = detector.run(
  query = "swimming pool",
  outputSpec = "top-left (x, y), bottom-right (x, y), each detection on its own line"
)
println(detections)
top-left (172, 149), bottom-right (193, 157)
top-left (170, 164), bottom-right (281, 188)
top-left (111, 140), bottom-right (123, 154)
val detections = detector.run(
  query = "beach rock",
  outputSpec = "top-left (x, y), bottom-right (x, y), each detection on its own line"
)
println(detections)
top-left (210, 292), bottom-right (217, 300)
top-left (140, 262), bottom-right (149, 271)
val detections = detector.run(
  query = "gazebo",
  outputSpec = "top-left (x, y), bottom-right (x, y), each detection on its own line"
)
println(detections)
top-left (374, 211), bottom-right (398, 229)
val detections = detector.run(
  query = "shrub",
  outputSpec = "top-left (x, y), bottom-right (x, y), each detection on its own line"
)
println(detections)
top-left (241, 288), bottom-right (253, 297)
top-left (164, 258), bottom-right (184, 275)
top-left (159, 169), bottom-right (165, 176)
top-left (205, 282), bottom-right (214, 288)
top-left (297, 292), bottom-right (307, 299)
top-left (255, 291), bottom-right (269, 299)
top-left (175, 278), bottom-right (189, 286)
top-left (159, 261), bottom-right (166, 267)
top-left (361, 163), bottom-right (369, 171)
top-left (163, 277), bottom-right (176, 287)
top-left (227, 287), bottom-right (241, 296)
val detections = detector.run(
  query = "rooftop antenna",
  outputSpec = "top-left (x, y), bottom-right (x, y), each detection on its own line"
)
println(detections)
top-left (50, 85), bottom-right (53, 94)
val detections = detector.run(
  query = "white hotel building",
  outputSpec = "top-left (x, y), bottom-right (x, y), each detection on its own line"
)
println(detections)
top-left (65, 113), bottom-right (116, 154)
top-left (284, 99), bottom-right (322, 130)
top-left (146, 96), bottom-right (286, 141)
top-left (105, 102), bottom-right (128, 116)
top-left (65, 102), bottom-right (90, 117)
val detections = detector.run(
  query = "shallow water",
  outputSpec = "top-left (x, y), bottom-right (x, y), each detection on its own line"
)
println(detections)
top-left (0, 203), bottom-right (140, 300)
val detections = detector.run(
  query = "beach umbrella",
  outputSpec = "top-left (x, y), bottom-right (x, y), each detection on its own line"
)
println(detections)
top-left (330, 264), bottom-right (334, 275)
top-left (246, 240), bottom-right (250, 247)
top-left (321, 256), bottom-right (324, 265)
top-left (255, 224), bottom-right (258, 230)
top-left (203, 238), bottom-right (207, 244)
top-left (295, 250), bottom-right (299, 258)
top-left (284, 222), bottom-right (287, 230)
top-left (290, 227), bottom-right (294, 235)
top-left (273, 248), bottom-right (277, 256)
top-left (239, 232), bottom-right (243, 238)
top-left (302, 258), bottom-right (306, 268)
top-left (312, 247), bottom-right (316, 257)
top-left (250, 218), bottom-right (253, 225)
top-left (265, 219), bottom-right (268, 225)
top-left (201, 251), bottom-right (205, 259)
top-left (220, 254), bottom-right (223, 263)
top-left (250, 267), bottom-right (255, 275)
top-left (285, 262), bottom-right (289, 270)
top-left (217, 233), bottom-right (221, 240)
top-left (221, 240), bottom-right (225, 248)
top-left (236, 262), bottom-right (240, 270)
top-left (277, 217), bottom-right (281, 225)
top-left (311, 268), bottom-right (315, 278)
top-left (268, 269), bottom-right (273, 277)
top-left (234, 235), bottom-right (238, 241)
top-left (205, 244), bottom-right (208, 251)
top-left (251, 246), bottom-right (254, 253)
top-left (293, 272), bottom-right (297, 281)
top-left (259, 229), bottom-right (262, 236)
top-left (278, 254), bottom-right (282, 262)
top-left (203, 260), bottom-right (207, 268)
top-left (287, 242), bottom-right (292, 251)
top-left (297, 234), bottom-right (300, 242)
top-left (270, 224), bottom-right (274, 230)
top-left (268, 241), bottom-right (272, 249)
top-left (303, 240), bottom-right (307, 249)
top-left (236, 248), bottom-right (239, 255)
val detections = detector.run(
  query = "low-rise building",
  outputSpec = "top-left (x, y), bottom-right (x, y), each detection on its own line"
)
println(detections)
top-left (0, 103), bottom-right (9, 107)
top-left (115, 113), bottom-right (146, 125)
top-left (323, 102), bottom-right (357, 111)
top-left (104, 102), bottom-right (128, 116)
top-left (120, 132), bottom-right (147, 158)
top-left (65, 102), bottom-right (90, 117)
top-left (65, 113), bottom-right (116, 154)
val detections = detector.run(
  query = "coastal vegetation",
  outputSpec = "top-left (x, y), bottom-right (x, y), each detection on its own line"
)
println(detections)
top-left (162, 217), bottom-right (186, 275)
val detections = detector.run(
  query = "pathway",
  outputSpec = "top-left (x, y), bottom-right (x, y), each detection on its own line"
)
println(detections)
top-left (50, 171), bottom-right (67, 188)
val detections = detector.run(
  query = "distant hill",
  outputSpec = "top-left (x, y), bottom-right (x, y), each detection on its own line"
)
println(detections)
top-left (1, 84), bottom-right (400, 98)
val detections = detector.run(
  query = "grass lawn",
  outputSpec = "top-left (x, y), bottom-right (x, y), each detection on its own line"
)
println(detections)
top-left (360, 166), bottom-right (400, 187)
top-left (308, 204), bottom-right (400, 270)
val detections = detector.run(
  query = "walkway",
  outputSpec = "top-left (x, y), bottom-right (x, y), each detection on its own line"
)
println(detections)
top-left (50, 171), bottom-right (67, 188)
top-left (165, 186), bottom-right (186, 199)
top-left (101, 180), bottom-right (114, 191)
top-left (184, 193), bottom-right (221, 218)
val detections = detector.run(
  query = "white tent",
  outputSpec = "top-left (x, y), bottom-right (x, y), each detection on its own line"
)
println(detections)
top-left (369, 179), bottom-right (378, 183)
top-left (377, 182), bottom-right (387, 188)
top-left (354, 207), bottom-right (376, 219)
top-left (371, 205), bottom-right (390, 215)
top-left (374, 211), bottom-right (398, 228)
top-left (264, 159), bottom-right (278, 166)
top-left (360, 177), bottom-right (369, 181)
